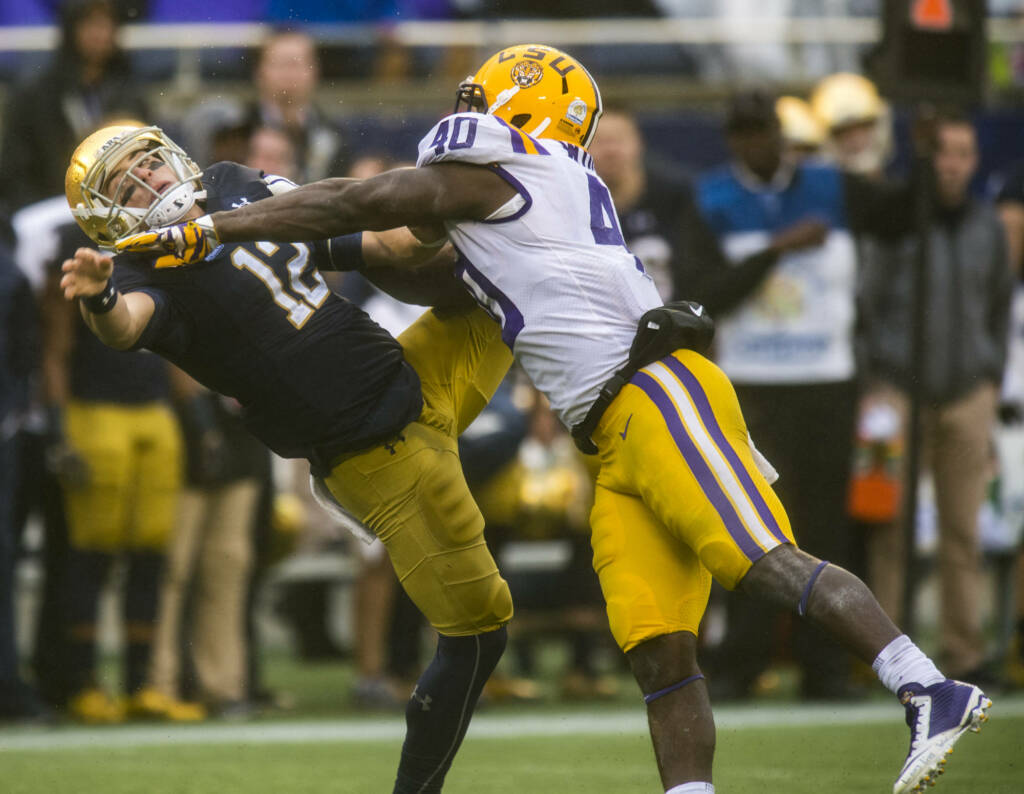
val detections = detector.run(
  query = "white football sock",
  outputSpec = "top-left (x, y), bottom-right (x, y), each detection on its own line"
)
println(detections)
top-left (666, 783), bottom-right (714, 794)
top-left (872, 634), bottom-right (945, 695)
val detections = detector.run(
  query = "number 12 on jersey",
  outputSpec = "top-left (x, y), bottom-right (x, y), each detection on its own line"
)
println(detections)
top-left (231, 242), bottom-right (329, 329)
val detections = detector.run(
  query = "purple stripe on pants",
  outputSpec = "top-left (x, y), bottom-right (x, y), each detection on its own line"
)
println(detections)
top-left (632, 371), bottom-right (764, 561)
top-left (660, 356), bottom-right (789, 545)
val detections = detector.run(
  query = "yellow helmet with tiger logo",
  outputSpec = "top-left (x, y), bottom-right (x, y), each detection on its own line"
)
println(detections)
top-left (455, 44), bottom-right (603, 149)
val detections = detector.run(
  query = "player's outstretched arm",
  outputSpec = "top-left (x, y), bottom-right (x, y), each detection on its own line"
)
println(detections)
top-left (60, 248), bottom-right (154, 350)
top-left (211, 163), bottom-right (513, 245)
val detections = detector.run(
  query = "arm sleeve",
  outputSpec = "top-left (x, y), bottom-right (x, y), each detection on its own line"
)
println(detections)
top-left (110, 263), bottom-right (189, 354)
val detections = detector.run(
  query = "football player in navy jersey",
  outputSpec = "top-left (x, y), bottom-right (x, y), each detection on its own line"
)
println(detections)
top-left (61, 122), bottom-right (513, 793)
top-left (118, 46), bottom-right (994, 794)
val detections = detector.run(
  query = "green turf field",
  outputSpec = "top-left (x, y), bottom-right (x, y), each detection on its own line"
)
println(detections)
top-left (2, 695), bottom-right (1020, 793)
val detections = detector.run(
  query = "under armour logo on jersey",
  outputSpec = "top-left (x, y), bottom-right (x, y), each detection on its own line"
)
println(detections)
top-left (382, 433), bottom-right (406, 455)
top-left (410, 686), bottom-right (432, 712)
top-left (231, 197), bottom-right (251, 209)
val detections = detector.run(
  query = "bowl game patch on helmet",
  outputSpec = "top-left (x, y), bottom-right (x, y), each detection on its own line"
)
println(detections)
top-left (566, 98), bottom-right (588, 125)
top-left (511, 60), bottom-right (544, 88)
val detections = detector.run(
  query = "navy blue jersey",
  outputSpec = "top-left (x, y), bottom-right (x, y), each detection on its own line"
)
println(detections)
top-left (54, 223), bottom-right (171, 404)
top-left (112, 162), bottom-right (422, 466)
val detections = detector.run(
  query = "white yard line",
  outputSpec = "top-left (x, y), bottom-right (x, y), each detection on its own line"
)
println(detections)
top-left (2, 696), bottom-right (1021, 752)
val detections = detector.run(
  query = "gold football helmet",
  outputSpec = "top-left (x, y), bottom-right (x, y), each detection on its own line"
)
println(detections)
top-left (454, 44), bottom-right (603, 148)
top-left (66, 122), bottom-right (203, 248)
top-left (810, 73), bottom-right (892, 176)
top-left (810, 72), bottom-right (885, 132)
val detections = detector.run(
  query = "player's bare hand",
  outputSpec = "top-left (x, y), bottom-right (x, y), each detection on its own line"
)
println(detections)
top-left (115, 216), bottom-right (219, 268)
top-left (770, 218), bottom-right (829, 253)
top-left (60, 248), bottom-right (114, 301)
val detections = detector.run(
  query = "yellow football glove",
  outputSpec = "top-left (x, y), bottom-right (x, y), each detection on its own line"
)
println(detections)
top-left (115, 215), bottom-right (220, 268)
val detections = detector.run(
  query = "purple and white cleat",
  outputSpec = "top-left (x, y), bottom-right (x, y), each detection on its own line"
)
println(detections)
top-left (893, 679), bottom-right (992, 793)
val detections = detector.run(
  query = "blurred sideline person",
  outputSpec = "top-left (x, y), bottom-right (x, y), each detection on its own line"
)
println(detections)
top-left (0, 0), bottom-right (148, 214)
top-left (247, 125), bottom-right (300, 183)
top-left (811, 72), bottom-right (893, 180)
top-left (146, 371), bottom-right (264, 719)
top-left (0, 237), bottom-right (48, 723)
top-left (590, 105), bottom-right (831, 330)
top-left (692, 89), bottom-right (908, 701)
top-left (41, 221), bottom-right (182, 723)
top-left (860, 113), bottom-right (1013, 685)
top-left (61, 122), bottom-right (512, 792)
top-left (122, 44), bottom-right (992, 794)
top-left (243, 28), bottom-right (349, 183)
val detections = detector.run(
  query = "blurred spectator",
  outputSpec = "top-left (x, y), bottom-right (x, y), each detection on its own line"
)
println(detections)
top-left (8, 198), bottom-right (77, 709)
top-left (243, 29), bottom-right (350, 183)
top-left (0, 238), bottom-right (48, 723)
top-left (146, 372), bottom-right (266, 719)
top-left (860, 112), bottom-right (1012, 686)
top-left (591, 104), bottom-right (830, 313)
top-left (0, 0), bottom-right (148, 214)
top-left (40, 223), bottom-right (182, 722)
top-left (693, 88), bottom-right (913, 700)
top-left (811, 72), bottom-right (893, 179)
top-left (247, 125), bottom-right (300, 182)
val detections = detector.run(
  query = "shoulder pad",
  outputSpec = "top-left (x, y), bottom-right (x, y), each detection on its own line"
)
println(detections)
top-left (201, 162), bottom-right (273, 212)
top-left (416, 113), bottom-right (552, 169)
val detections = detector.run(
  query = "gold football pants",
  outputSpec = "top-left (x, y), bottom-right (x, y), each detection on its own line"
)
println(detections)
top-left (63, 400), bottom-right (183, 552)
top-left (591, 350), bottom-right (795, 651)
top-left (324, 307), bottom-right (514, 636)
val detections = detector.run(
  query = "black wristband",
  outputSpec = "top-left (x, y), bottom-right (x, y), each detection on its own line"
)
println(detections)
top-left (327, 232), bottom-right (365, 271)
top-left (81, 281), bottom-right (118, 314)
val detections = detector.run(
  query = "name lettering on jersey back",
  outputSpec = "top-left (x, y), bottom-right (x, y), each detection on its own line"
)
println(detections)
top-left (557, 141), bottom-right (593, 170)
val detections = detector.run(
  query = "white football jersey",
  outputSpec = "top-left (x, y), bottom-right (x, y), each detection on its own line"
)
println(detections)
top-left (417, 113), bottom-right (662, 428)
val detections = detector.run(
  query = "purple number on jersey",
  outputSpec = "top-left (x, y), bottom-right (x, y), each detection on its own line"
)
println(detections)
top-left (587, 173), bottom-right (626, 247)
top-left (431, 117), bottom-right (479, 156)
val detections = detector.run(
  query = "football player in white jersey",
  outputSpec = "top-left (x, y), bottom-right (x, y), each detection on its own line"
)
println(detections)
top-left (118, 45), bottom-right (991, 794)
